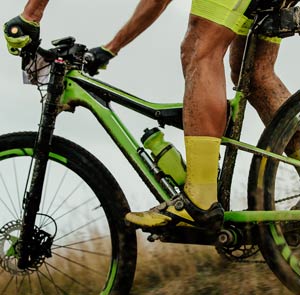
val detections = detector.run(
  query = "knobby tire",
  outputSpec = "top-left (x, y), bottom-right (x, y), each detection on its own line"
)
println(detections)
top-left (0, 132), bottom-right (137, 295)
top-left (248, 91), bottom-right (300, 294)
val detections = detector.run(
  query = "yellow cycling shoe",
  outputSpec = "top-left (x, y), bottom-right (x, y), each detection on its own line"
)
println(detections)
top-left (125, 195), bottom-right (224, 229)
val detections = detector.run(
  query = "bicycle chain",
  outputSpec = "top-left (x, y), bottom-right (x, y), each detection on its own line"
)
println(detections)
top-left (216, 243), bottom-right (265, 264)
top-left (218, 193), bottom-right (300, 264)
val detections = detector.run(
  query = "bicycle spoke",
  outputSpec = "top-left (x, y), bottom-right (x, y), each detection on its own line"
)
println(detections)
top-left (0, 133), bottom-right (136, 294)
top-left (0, 197), bottom-right (16, 222)
top-left (38, 264), bottom-right (67, 294)
top-left (1, 276), bottom-right (13, 295)
top-left (12, 159), bottom-right (21, 217)
top-left (48, 180), bottom-right (85, 218)
top-left (36, 270), bottom-right (46, 294)
top-left (26, 272), bottom-right (33, 294)
top-left (52, 235), bottom-right (110, 254)
top-left (0, 173), bottom-right (19, 220)
top-left (16, 275), bottom-right (26, 294)
top-left (54, 217), bottom-right (103, 242)
top-left (39, 166), bottom-right (69, 227)
top-left (41, 197), bottom-right (96, 228)
top-left (53, 245), bottom-right (110, 256)
top-left (51, 251), bottom-right (105, 276)
top-left (44, 261), bottom-right (94, 292)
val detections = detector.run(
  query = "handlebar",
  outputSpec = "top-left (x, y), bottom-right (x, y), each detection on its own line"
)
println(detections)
top-left (42, 37), bottom-right (87, 64)
top-left (21, 37), bottom-right (89, 85)
top-left (21, 36), bottom-right (89, 71)
top-left (19, 5), bottom-right (300, 77)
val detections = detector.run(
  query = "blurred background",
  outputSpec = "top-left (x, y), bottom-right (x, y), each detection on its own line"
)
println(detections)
top-left (1, 1), bottom-right (300, 294)
top-left (1, 0), bottom-right (300, 211)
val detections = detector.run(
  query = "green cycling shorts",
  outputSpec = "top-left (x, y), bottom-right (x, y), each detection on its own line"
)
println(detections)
top-left (191, 0), bottom-right (281, 44)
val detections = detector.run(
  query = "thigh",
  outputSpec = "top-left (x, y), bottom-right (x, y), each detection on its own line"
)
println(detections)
top-left (181, 14), bottom-right (235, 76)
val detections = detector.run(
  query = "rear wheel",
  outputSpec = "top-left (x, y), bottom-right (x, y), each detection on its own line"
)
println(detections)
top-left (0, 132), bottom-right (137, 295)
top-left (248, 91), bottom-right (300, 294)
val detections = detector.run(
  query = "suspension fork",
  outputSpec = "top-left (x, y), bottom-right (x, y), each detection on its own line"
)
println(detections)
top-left (18, 59), bottom-right (66, 269)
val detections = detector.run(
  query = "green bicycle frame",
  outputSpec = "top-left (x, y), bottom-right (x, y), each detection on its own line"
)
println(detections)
top-left (59, 69), bottom-right (300, 223)
top-left (61, 70), bottom-right (181, 202)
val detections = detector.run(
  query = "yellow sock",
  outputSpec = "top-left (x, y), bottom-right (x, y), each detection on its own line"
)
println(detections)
top-left (184, 136), bottom-right (221, 210)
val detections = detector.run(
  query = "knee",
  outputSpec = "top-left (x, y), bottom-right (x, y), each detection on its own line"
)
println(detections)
top-left (181, 16), bottom-right (234, 75)
top-left (181, 34), bottom-right (226, 76)
top-left (180, 17), bottom-right (201, 74)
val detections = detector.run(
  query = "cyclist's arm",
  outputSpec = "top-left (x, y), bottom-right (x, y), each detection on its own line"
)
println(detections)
top-left (104, 0), bottom-right (172, 54)
top-left (22, 0), bottom-right (49, 22)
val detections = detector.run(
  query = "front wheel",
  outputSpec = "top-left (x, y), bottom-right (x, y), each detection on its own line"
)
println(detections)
top-left (0, 132), bottom-right (137, 294)
top-left (248, 91), bottom-right (300, 294)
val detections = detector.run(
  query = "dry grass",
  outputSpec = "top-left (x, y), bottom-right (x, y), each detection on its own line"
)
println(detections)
top-left (0, 232), bottom-right (294, 294)
top-left (131, 234), bottom-right (293, 295)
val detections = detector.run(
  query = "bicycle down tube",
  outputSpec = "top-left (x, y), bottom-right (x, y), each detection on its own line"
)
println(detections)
top-left (61, 70), bottom-right (184, 203)
top-left (59, 69), bottom-right (300, 223)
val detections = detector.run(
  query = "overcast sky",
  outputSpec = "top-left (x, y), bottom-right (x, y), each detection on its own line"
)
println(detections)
top-left (1, 1), bottom-right (300, 210)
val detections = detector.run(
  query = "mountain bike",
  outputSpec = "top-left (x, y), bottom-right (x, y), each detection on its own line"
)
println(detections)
top-left (2, 4), bottom-right (300, 295)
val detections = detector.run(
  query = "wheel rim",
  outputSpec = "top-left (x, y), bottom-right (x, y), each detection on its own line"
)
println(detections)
top-left (266, 157), bottom-right (300, 275)
top-left (0, 152), bottom-right (115, 294)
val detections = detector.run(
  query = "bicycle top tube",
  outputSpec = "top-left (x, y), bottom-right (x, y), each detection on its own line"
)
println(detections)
top-left (66, 71), bottom-right (184, 129)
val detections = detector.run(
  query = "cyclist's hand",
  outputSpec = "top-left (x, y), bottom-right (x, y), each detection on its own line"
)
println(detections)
top-left (84, 46), bottom-right (116, 76)
top-left (3, 15), bottom-right (40, 56)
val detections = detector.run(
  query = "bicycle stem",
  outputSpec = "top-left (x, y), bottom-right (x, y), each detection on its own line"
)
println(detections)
top-left (18, 59), bottom-right (66, 269)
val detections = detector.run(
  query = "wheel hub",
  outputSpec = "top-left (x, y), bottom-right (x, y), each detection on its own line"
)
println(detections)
top-left (0, 218), bottom-right (55, 275)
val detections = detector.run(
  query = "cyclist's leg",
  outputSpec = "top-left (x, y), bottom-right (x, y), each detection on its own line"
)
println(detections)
top-left (179, 0), bottom-right (258, 213)
top-left (230, 36), bottom-right (290, 126)
top-left (126, 0), bottom-right (253, 228)
top-left (181, 15), bottom-right (233, 211)
top-left (230, 37), bottom-right (300, 156)
top-left (126, 16), bottom-right (230, 229)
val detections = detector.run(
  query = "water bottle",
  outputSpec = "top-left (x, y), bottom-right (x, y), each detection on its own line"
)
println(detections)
top-left (141, 128), bottom-right (186, 187)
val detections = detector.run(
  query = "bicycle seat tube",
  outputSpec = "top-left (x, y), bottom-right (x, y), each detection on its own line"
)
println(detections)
top-left (18, 58), bottom-right (66, 269)
top-left (219, 19), bottom-right (259, 210)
